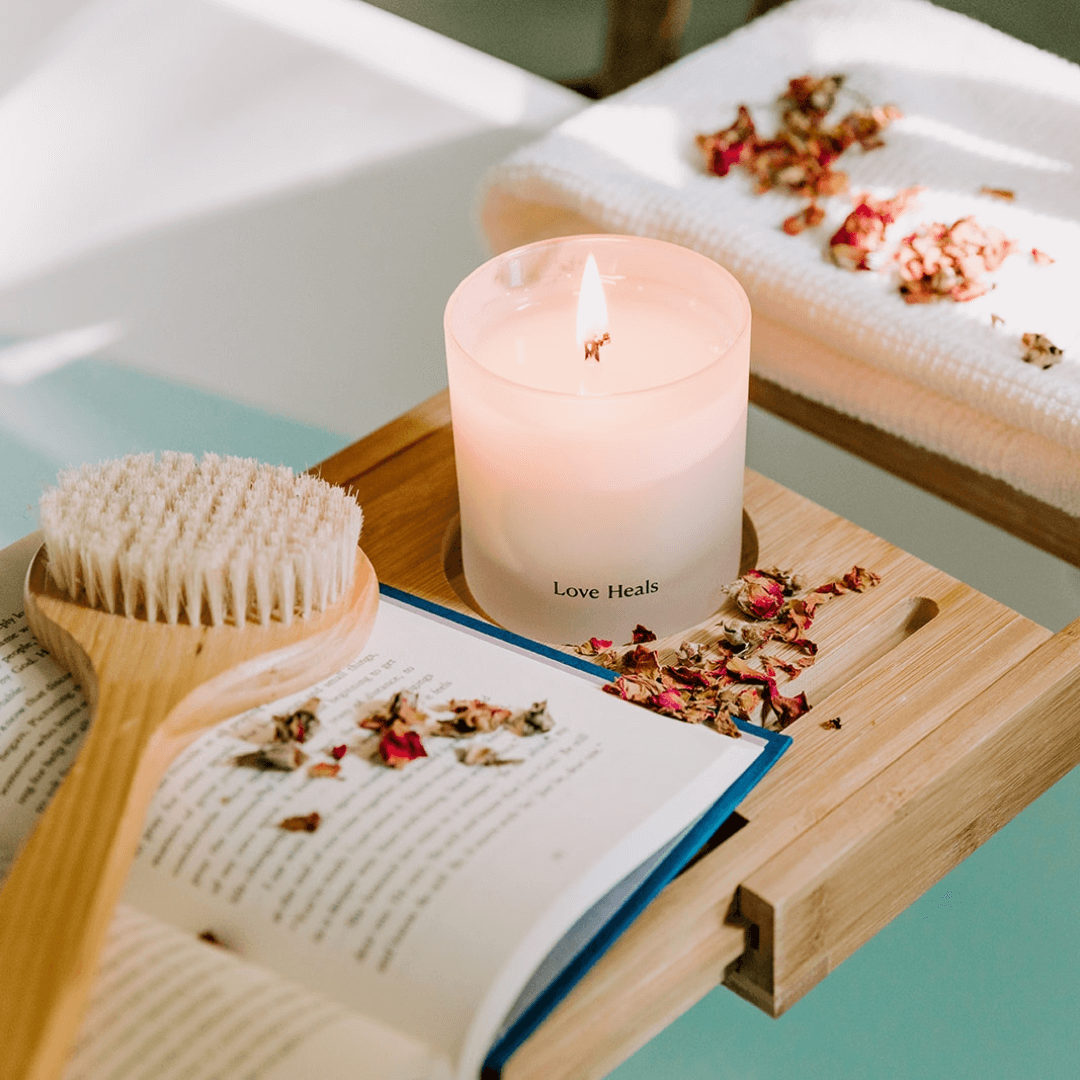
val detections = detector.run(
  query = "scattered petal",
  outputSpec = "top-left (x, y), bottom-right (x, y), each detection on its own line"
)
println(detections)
top-left (1031, 248), bottom-right (1055, 266)
top-left (432, 698), bottom-right (514, 737)
top-left (897, 217), bottom-right (1017, 303)
top-left (783, 202), bottom-right (825, 235)
top-left (233, 744), bottom-right (309, 771)
top-left (768, 688), bottom-right (810, 729)
top-left (698, 75), bottom-right (900, 227)
top-left (359, 690), bottom-right (428, 734)
top-left (1021, 332), bottom-right (1063, 369)
top-left (648, 688), bottom-right (686, 714)
top-left (719, 619), bottom-right (771, 652)
top-left (622, 644), bottom-right (661, 677)
top-left (307, 761), bottom-right (342, 779)
top-left (273, 698), bottom-right (320, 744)
top-left (980, 186), bottom-right (1015, 201)
top-left (460, 744), bottom-right (523, 767)
top-left (728, 569), bottom-right (786, 620)
top-left (631, 624), bottom-right (657, 644)
top-left (506, 700), bottom-right (555, 736)
top-left (573, 636), bottom-right (614, 657)
top-left (279, 812), bottom-right (321, 833)
top-left (378, 723), bottom-right (428, 768)
top-left (330, 744), bottom-right (348, 760)
top-left (759, 567), bottom-right (807, 594)
top-left (829, 188), bottom-right (921, 271)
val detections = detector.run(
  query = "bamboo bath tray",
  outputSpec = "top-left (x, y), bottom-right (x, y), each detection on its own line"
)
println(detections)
top-left (315, 391), bottom-right (1080, 1080)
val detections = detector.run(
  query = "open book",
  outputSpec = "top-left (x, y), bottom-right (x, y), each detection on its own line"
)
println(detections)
top-left (0, 533), bottom-right (787, 1080)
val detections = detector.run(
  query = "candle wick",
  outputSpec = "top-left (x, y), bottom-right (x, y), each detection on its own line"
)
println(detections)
top-left (584, 333), bottom-right (610, 363)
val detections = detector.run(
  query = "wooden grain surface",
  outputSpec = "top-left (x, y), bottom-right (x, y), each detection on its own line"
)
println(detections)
top-left (317, 392), bottom-right (1080, 1079)
top-left (749, 374), bottom-right (1080, 569)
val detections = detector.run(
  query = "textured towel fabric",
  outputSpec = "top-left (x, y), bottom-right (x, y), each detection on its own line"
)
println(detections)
top-left (481, 0), bottom-right (1080, 516)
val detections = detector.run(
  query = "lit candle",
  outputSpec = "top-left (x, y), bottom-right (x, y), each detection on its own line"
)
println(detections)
top-left (444, 235), bottom-right (750, 643)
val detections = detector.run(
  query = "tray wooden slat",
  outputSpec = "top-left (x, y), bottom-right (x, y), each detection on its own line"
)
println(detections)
top-left (316, 392), bottom-right (1080, 1079)
top-left (750, 373), bottom-right (1080, 569)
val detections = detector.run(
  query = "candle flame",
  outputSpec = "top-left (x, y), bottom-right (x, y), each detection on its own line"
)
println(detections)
top-left (576, 254), bottom-right (609, 357)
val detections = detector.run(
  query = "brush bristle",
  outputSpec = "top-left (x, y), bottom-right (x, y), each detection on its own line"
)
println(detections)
top-left (39, 453), bottom-right (363, 627)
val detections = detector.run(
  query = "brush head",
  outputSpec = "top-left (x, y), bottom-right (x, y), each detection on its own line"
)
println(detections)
top-left (39, 452), bottom-right (363, 627)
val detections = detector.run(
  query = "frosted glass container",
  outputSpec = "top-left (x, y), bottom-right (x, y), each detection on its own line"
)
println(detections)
top-left (444, 235), bottom-right (750, 643)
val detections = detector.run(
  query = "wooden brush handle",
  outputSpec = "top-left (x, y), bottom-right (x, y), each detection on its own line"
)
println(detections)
top-left (0, 679), bottom-right (180, 1080)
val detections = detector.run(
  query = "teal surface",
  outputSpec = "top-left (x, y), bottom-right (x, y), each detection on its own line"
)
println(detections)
top-left (610, 768), bottom-right (1080, 1079)
top-left (0, 357), bottom-right (345, 547)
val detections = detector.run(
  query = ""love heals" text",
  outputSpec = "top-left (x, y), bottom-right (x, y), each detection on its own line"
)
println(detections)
top-left (553, 580), bottom-right (660, 600)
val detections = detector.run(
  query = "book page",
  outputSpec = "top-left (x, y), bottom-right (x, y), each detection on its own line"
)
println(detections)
top-left (65, 904), bottom-right (449, 1080)
top-left (0, 534), bottom-right (91, 880)
top-left (0, 538), bottom-right (445, 1080)
top-left (125, 595), bottom-right (765, 1077)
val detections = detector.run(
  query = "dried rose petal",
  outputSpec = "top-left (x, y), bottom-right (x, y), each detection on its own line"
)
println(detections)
top-left (379, 723), bottom-right (428, 768)
top-left (307, 762), bottom-right (342, 779)
top-left (719, 620), bottom-right (772, 652)
top-left (1021, 332), bottom-right (1063, 369)
top-left (647, 688), bottom-right (686, 714)
top-left (696, 104), bottom-right (757, 177)
top-left (460, 744), bottom-right (523, 767)
top-left (603, 674), bottom-right (657, 705)
top-left (573, 636), bottom-right (614, 657)
top-left (784, 74), bottom-right (845, 121)
top-left (760, 567), bottom-right (807, 594)
top-left (728, 570), bottom-right (786, 620)
top-left (667, 665), bottom-right (715, 689)
top-left (980, 186), bottom-right (1015, 201)
top-left (430, 698), bottom-right (516, 738)
top-left (330, 744), bottom-right (347, 760)
top-left (783, 595), bottom-right (821, 628)
top-left (897, 217), bottom-right (1017, 303)
top-left (1031, 248), bottom-right (1054, 266)
top-left (630, 624), bottom-right (657, 644)
top-left (506, 701), bottom-right (554, 736)
top-left (718, 685), bottom-right (763, 720)
top-left (758, 654), bottom-right (813, 679)
top-left (621, 644), bottom-right (661, 677)
top-left (768, 689), bottom-right (810, 729)
top-left (273, 698), bottom-right (321, 743)
top-left (233, 744), bottom-right (309, 771)
top-left (842, 566), bottom-right (882, 592)
top-left (724, 657), bottom-right (780, 700)
top-left (360, 690), bottom-right (427, 734)
top-left (712, 712), bottom-right (742, 738)
top-left (279, 812), bottom-right (321, 833)
top-left (698, 76), bottom-right (898, 227)
top-left (829, 188), bottom-right (921, 271)
top-left (783, 202), bottom-right (825, 235)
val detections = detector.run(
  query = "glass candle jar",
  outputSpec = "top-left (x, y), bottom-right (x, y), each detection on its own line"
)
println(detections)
top-left (444, 235), bottom-right (750, 644)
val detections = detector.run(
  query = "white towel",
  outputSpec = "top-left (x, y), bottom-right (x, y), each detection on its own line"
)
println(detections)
top-left (481, 0), bottom-right (1080, 516)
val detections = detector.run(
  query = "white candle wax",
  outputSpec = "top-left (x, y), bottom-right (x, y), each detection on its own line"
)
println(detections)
top-left (445, 236), bottom-right (750, 643)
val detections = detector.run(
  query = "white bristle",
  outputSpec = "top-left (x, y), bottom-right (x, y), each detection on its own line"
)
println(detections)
top-left (39, 454), bottom-right (363, 626)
